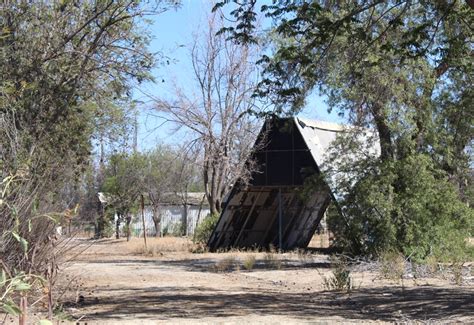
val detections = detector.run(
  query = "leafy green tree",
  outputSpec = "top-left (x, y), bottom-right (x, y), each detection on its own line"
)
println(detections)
top-left (216, 1), bottom-right (473, 260)
top-left (142, 147), bottom-right (175, 236)
top-left (0, 1), bottom-right (178, 317)
top-left (143, 145), bottom-right (203, 236)
top-left (101, 153), bottom-right (147, 240)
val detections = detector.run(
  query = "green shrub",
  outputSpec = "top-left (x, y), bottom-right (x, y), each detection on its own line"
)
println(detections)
top-left (193, 213), bottom-right (220, 244)
top-left (327, 153), bottom-right (473, 262)
top-left (322, 256), bottom-right (352, 292)
top-left (162, 222), bottom-right (183, 237)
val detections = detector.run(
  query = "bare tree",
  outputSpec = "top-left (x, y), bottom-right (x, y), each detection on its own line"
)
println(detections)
top-left (153, 13), bottom-right (260, 215)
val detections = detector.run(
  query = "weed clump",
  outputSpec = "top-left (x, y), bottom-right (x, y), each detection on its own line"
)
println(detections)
top-left (243, 255), bottom-right (256, 271)
top-left (379, 251), bottom-right (406, 282)
top-left (451, 261), bottom-right (465, 285)
top-left (213, 256), bottom-right (237, 272)
top-left (263, 247), bottom-right (282, 269)
top-left (295, 248), bottom-right (313, 265)
top-left (322, 255), bottom-right (352, 292)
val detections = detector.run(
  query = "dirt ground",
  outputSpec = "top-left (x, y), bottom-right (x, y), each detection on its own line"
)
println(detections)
top-left (5, 236), bottom-right (473, 324)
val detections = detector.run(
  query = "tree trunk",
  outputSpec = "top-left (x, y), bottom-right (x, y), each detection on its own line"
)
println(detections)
top-left (141, 194), bottom-right (147, 249)
top-left (195, 193), bottom-right (206, 232)
top-left (126, 213), bottom-right (132, 241)
top-left (115, 213), bottom-right (121, 239)
top-left (151, 205), bottom-right (161, 237)
top-left (372, 103), bottom-right (394, 162)
top-left (182, 203), bottom-right (188, 236)
top-left (96, 197), bottom-right (105, 238)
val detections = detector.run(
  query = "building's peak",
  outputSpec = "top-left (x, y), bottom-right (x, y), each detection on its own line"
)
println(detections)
top-left (295, 117), bottom-right (345, 132)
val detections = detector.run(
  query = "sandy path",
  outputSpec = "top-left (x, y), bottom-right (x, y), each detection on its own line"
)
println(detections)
top-left (55, 238), bottom-right (473, 324)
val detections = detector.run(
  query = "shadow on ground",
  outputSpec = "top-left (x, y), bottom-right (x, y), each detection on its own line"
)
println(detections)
top-left (75, 285), bottom-right (473, 322)
top-left (74, 257), bottom-right (332, 273)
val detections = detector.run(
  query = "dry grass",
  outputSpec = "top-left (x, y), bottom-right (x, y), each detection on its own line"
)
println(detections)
top-left (134, 244), bottom-right (162, 257)
top-left (127, 237), bottom-right (192, 255)
top-left (213, 256), bottom-right (238, 272)
top-left (60, 238), bottom-right (474, 324)
top-left (379, 251), bottom-right (406, 283)
top-left (263, 251), bottom-right (282, 269)
top-left (243, 255), bottom-right (256, 271)
top-left (451, 262), bottom-right (465, 285)
top-left (294, 248), bottom-right (314, 265)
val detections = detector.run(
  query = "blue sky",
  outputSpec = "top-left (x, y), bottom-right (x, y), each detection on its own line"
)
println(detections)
top-left (134, 1), bottom-right (339, 151)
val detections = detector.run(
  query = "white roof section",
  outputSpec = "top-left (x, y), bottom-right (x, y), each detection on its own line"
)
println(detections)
top-left (295, 117), bottom-right (380, 199)
top-left (297, 118), bottom-right (346, 132)
top-left (295, 118), bottom-right (345, 168)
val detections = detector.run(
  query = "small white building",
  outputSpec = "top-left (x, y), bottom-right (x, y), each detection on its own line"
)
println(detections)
top-left (130, 192), bottom-right (210, 237)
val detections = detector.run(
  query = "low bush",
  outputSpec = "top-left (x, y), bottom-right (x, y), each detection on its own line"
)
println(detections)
top-left (322, 255), bottom-right (352, 292)
top-left (379, 250), bottom-right (406, 282)
top-left (162, 221), bottom-right (183, 237)
top-left (213, 256), bottom-right (237, 272)
top-left (451, 262), bottom-right (465, 286)
top-left (193, 213), bottom-right (220, 245)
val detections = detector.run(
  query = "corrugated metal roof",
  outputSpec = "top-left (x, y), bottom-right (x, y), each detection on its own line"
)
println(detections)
top-left (295, 117), bottom-right (380, 199)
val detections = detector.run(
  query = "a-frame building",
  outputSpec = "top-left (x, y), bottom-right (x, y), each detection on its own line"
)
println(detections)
top-left (208, 117), bottom-right (350, 251)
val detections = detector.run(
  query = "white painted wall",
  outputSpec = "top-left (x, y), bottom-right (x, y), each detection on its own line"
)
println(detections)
top-left (129, 205), bottom-right (211, 237)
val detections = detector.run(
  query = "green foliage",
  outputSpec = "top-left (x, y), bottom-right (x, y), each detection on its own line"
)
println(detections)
top-left (327, 151), bottom-right (473, 262)
top-left (0, 2), bottom-right (182, 320)
top-left (0, 269), bottom-right (40, 316)
top-left (0, 3), bottom-right (178, 314)
top-left (162, 222), bottom-right (183, 237)
top-left (99, 146), bottom-right (204, 238)
top-left (218, 1), bottom-right (473, 263)
top-left (210, 1), bottom-right (474, 285)
top-left (100, 152), bottom-right (147, 234)
top-left (1, 0), bottom-right (176, 264)
top-left (322, 256), bottom-right (353, 292)
top-left (193, 213), bottom-right (220, 245)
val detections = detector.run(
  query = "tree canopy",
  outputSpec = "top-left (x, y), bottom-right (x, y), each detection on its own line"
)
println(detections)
top-left (0, 0), bottom-right (178, 286)
top-left (216, 0), bottom-right (473, 260)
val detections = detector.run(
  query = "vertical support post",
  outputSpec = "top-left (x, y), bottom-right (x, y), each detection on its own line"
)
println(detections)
top-left (141, 194), bottom-right (147, 250)
top-left (278, 188), bottom-right (283, 251)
